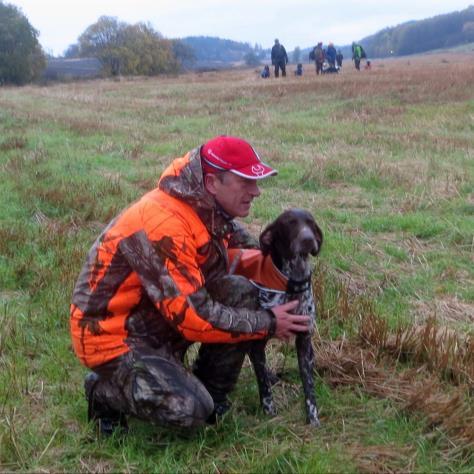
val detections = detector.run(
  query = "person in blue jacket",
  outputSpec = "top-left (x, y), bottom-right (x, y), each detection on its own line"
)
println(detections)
top-left (326, 42), bottom-right (337, 68)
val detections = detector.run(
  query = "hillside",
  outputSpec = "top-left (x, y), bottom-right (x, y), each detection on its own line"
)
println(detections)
top-left (360, 5), bottom-right (474, 58)
top-left (180, 6), bottom-right (474, 67)
top-left (181, 36), bottom-right (262, 69)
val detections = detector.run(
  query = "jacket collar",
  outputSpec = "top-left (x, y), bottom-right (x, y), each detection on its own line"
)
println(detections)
top-left (158, 147), bottom-right (234, 239)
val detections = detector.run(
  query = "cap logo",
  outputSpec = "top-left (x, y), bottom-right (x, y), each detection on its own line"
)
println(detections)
top-left (251, 164), bottom-right (266, 176)
top-left (207, 148), bottom-right (231, 167)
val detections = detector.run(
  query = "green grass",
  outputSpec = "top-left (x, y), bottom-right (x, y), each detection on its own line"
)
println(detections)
top-left (1, 55), bottom-right (473, 472)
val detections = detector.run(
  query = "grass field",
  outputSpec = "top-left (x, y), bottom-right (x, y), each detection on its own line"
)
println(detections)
top-left (0, 53), bottom-right (473, 473)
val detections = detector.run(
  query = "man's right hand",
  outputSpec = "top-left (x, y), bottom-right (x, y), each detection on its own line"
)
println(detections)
top-left (270, 300), bottom-right (311, 342)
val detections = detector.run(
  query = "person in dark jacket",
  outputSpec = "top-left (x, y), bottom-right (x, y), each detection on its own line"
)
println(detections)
top-left (336, 50), bottom-right (343, 69)
top-left (326, 42), bottom-right (337, 68)
top-left (271, 39), bottom-right (288, 78)
top-left (71, 136), bottom-right (311, 436)
top-left (313, 42), bottom-right (325, 75)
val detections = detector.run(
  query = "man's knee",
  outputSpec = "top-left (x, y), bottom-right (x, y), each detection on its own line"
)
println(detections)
top-left (131, 364), bottom-right (214, 428)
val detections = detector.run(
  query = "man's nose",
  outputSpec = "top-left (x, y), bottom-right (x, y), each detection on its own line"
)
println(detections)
top-left (249, 182), bottom-right (261, 197)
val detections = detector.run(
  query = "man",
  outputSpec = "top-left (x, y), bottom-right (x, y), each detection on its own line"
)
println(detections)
top-left (271, 39), bottom-right (288, 78)
top-left (70, 136), bottom-right (311, 435)
top-left (352, 42), bottom-right (366, 71)
top-left (313, 42), bottom-right (325, 75)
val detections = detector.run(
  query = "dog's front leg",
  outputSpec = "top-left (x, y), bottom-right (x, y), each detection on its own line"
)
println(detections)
top-left (248, 341), bottom-right (277, 416)
top-left (295, 333), bottom-right (320, 427)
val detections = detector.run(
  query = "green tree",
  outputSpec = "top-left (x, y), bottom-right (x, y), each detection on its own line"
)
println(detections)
top-left (78, 16), bottom-right (125, 75)
top-left (0, 1), bottom-right (45, 85)
top-left (254, 43), bottom-right (265, 60)
top-left (171, 39), bottom-right (196, 68)
top-left (292, 46), bottom-right (301, 64)
top-left (78, 16), bottom-right (179, 76)
top-left (243, 50), bottom-right (260, 67)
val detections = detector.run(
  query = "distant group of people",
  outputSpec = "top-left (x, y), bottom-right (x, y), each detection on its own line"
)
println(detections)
top-left (309, 42), bottom-right (342, 75)
top-left (261, 39), bottom-right (370, 78)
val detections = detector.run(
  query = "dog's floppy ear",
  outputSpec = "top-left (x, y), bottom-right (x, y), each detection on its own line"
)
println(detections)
top-left (259, 223), bottom-right (275, 256)
top-left (310, 220), bottom-right (324, 256)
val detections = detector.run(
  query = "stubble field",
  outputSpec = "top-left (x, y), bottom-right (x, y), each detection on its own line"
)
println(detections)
top-left (0, 53), bottom-right (473, 473)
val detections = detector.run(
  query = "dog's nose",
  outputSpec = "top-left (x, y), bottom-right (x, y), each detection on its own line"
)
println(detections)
top-left (297, 227), bottom-right (319, 255)
top-left (301, 236), bottom-right (318, 255)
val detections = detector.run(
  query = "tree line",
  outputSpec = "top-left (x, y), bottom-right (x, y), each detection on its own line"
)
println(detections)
top-left (0, 2), bottom-right (194, 85)
top-left (2, 1), bottom-right (474, 85)
top-left (0, 1), bottom-right (45, 85)
top-left (362, 5), bottom-right (474, 58)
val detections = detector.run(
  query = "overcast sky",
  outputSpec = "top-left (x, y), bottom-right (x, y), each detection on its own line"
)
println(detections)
top-left (8, 0), bottom-right (473, 55)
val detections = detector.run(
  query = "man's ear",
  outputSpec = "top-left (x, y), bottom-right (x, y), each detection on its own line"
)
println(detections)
top-left (204, 173), bottom-right (218, 196)
top-left (259, 224), bottom-right (274, 256)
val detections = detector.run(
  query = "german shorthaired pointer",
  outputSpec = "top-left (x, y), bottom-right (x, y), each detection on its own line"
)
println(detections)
top-left (231, 208), bottom-right (323, 426)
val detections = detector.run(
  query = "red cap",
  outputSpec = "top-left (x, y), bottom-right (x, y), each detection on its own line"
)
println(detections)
top-left (200, 136), bottom-right (278, 180)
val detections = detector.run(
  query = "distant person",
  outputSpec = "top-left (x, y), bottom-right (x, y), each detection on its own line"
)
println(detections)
top-left (261, 65), bottom-right (270, 78)
top-left (351, 42), bottom-right (366, 71)
top-left (271, 39), bottom-right (288, 78)
top-left (313, 42), bottom-right (325, 75)
top-left (326, 42), bottom-right (337, 68)
top-left (336, 50), bottom-right (343, 69)
top-left (294, 63), bottom-right (303, 76)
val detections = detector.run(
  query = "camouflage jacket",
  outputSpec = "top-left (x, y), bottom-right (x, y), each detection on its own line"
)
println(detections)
top-left (70, 148), bottom-right (274, 368)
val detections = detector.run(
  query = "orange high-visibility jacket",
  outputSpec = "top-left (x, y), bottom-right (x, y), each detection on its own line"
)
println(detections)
top-left (70, 149), bottom-right (274, 368)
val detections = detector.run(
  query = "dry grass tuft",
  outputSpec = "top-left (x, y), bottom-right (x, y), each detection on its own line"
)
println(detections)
top-left (404, 385), bottom-right (474, 461)
top-left (359, 314), bottom-right (474, 388)
top-left (314, 338), bottom-right (473, 464)
top-left (315, 339), bottom-right (420, 401)
top-left (313, 264), bottom-right (368, 323)
top-left (347, 443), bottom-right (415, 474)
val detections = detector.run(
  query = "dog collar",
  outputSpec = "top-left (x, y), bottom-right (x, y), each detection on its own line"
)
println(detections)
top-left (287, 276), bottom-right (312, 294)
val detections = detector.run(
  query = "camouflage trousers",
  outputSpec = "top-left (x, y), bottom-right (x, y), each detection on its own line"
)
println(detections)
top-left (86, 275), bottom-right (260, 429)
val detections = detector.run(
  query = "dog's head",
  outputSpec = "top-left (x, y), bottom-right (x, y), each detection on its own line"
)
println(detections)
top-left (259, 208), bottom-right (323, 279)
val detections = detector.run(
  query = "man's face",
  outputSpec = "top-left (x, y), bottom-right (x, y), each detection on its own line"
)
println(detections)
top-left (204, 172), bottom-right (261, 218)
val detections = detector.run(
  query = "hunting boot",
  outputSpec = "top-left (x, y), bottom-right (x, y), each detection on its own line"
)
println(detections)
top-left (84, 372), bottom-right (128, 436)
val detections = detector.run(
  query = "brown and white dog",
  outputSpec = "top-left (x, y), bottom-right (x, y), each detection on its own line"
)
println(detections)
top-left (230, 208), bottom-right (323, 426)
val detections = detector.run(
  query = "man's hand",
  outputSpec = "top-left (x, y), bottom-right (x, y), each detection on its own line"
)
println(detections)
top-left (271, 300), bottom-right (311, 342)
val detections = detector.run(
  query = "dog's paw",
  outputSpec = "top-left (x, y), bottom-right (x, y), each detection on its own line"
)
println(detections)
top-left (306, 401), bottom-right (321, 427)
top-left (262, 397), bottom-right (277, 416)
top-left (308, 416), bottom-right (321, 428)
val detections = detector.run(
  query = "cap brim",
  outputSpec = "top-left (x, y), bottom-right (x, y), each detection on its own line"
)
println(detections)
top-left (229, 162), bottom-right (278, 180)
